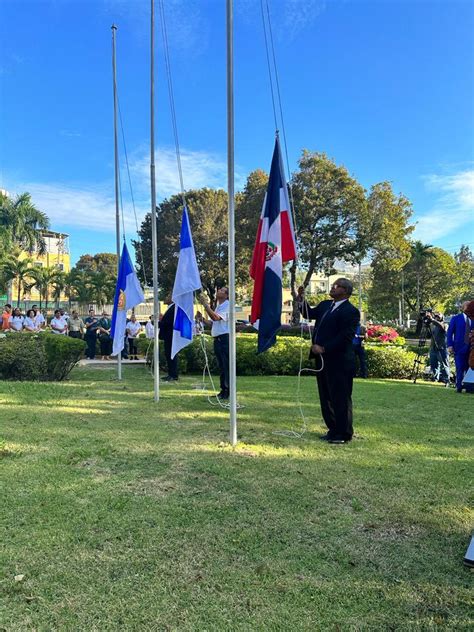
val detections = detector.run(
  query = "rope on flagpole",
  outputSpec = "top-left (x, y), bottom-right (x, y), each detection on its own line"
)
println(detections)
top-left (158, 0), bottom-right (186, 208)
top-left (260, 0), bottom-right (299, 249)
top-left (272, 321), bottom-right (323, 439)
top-left (117, 96), bottom-right (149, 287)
top-left (193, 333), bottom-right (244, 410)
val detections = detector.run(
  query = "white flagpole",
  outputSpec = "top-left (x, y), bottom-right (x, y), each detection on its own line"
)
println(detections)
top-left (150, 0), bottom-right (160, 402)
top-left (111, 24), bottom-right (122, 381)
top-left (227, 0), bottom-right (237, 446)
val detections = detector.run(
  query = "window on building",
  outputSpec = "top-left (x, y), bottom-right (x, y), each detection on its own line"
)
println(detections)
top-left (34, 261), bottom-right (43, 267)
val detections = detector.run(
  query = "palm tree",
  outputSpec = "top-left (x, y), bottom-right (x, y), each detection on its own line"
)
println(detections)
top-left (88, 271), bottom-right (115, 309)
top-left (26, 266), bottom-right (61, 311)
top-left (51, 270), bottom-right (66, 308)
top-left (1, 256), bottom-right (35, 307)
top-left (0, 192), bottom-right (49, 255)
top-left (69, 272), bottom-right (93, 310)
top-left (409, 241), bottom-right (435, 311)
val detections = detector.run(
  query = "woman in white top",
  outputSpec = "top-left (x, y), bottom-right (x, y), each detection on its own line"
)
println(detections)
top-left (145, 316), bottom-right (155, 339)
top-left (24, 309), bottom-right (40, 332)
top-left (8, 308), bottom-right (24, 332)
top-left (126, 314), bottom-right (142, 360)
top-left (50, 309), bottom-right (68, 335)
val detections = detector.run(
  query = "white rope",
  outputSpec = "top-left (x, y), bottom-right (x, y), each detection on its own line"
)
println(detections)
top-left (273, 322), bottom-right (323, 439)
top-left (194, 333), bottom-right (244, 410)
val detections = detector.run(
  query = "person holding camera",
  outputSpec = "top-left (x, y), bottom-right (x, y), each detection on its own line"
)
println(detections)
top-left (426, 312), bottom-right (449, 384)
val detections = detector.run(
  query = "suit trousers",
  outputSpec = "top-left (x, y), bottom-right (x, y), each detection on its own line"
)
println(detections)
top-left (316, 357), bottom-right (354, 440)
top-left (163, 337), bottom-right (178, 379)
top-left (455, 350), bottom-right (473, 392)
top-left (213, 334), bottom-right (229, 392)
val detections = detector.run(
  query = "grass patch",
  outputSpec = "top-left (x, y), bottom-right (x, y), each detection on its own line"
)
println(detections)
top-left (1, 368), bottom-right (473, 630)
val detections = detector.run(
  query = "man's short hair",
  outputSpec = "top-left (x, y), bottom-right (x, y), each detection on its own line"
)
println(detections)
top-left (336, 278), bottom-right (353, 296)
top-left (5, 304), bottom-right (11, 309)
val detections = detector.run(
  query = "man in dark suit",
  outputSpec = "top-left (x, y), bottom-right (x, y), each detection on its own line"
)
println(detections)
top-left (159, 298), bottom-right (178, 382)
top-left (298, 278), bottom-right (360, 444)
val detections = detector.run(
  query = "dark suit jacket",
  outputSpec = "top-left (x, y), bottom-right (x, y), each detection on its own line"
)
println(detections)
top-left (158, 303), bottom-right (175, 342)
top-left (300, 299), bottom-right (360, 368)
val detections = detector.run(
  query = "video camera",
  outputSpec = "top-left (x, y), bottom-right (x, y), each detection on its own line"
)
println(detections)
top-left (418, 308), bottom-right (434, 326)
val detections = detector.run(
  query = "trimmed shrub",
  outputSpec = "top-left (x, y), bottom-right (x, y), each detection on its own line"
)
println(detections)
top-left (365, 344), bottom-right (416, 379)
top-left (0, 333), bottom-right (47, 381)
top-left (43, 334), bottom-right (86, 380)
top-left (0, 333), bottom-right (85, 381)
top-left (141, 334), bottom-right (416, 379)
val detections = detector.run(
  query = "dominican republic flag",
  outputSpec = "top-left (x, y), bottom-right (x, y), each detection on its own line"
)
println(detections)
top-left (171, 207), bottom-right (202, 359)
top-left (111, 242), bottom-right (145, 356)
top-left (250, 135), bottom-right (296, 353)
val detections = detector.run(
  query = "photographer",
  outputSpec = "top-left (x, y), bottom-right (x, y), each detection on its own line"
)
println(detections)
top-left (425, 312), bottom-right (449, 384)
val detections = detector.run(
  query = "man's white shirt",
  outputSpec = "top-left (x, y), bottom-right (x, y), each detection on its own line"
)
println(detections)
top-left (211, 300), bottom-right (229, 337)
top-left (331, 299), bottom-right (348, 312)
top-left (51, 316), bottom-right (67, 334)
top-left (34, 313), bottom-right (45, 328)
top-left (127, 321), bottom-right (142, 338)
top-left (145, 321), bottom-right (154, 339)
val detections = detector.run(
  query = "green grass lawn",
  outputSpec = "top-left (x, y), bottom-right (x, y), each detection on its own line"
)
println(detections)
top-left (1, 368), bottom-right (473, 631)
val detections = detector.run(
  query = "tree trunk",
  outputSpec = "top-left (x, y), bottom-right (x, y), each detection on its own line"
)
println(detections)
top-left (17, 279), bottom-right (21, 308)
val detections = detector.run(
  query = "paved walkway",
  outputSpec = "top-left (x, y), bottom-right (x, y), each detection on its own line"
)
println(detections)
top-left (78, 358), bottom-right (147, 367)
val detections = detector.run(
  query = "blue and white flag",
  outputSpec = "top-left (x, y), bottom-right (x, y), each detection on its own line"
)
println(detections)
top-left (171, 207), bottom-right (202, 359)
top-left (111, 242), bottom-right (145, 356)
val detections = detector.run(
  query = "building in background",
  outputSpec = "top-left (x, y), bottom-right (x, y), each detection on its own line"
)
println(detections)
top-left (10, 230), bottom-right (71, 306)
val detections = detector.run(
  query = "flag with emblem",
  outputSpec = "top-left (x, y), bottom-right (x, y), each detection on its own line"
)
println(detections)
top-left (171, 206), bottom-right (202, 359)
top-left (250, 135), bottom-right (297, 353)
top-left (111, 242), bottom-right (145, 356)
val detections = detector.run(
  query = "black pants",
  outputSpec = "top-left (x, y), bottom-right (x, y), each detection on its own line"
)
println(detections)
top-left (316, 358), bottom-right (354, 440)
top-left (128, 338), bottom-right (138, 357)
top-left (163, 337), bottom-right (178, 378)
top-left (85, 334), bottom-right (96, 359)
top-left (69, 331), bottom-right (82, 340)
top-left (214, 334), bottom-right (229, 392)
top-left (100, 336), bottom-right (112, 356)
top-left (353, 344), bottom-right (367, 378)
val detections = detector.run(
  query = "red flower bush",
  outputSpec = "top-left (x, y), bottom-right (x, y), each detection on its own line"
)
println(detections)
top-left (366, 325), bottom-right (404, 345)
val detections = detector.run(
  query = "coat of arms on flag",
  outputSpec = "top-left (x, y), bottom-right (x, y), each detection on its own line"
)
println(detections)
top-left (250, 135), bottom-right (297, 353)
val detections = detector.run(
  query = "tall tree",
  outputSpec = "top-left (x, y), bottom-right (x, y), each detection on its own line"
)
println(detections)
top-left (1, 256), bottom-right (34, 307)
top-left (408, 241), bottom-right (435, 311)
top-left (26, 266), bottom-right (62, 310)
top-left (135, 188), bottom-right (252, 304)
top-left (289, 151), bottom-right (369, 321)
top-left (0, 191), bottom-right (49, 255)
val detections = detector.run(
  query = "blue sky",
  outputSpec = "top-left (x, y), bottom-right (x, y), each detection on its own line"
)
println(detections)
top-left (1, 0), bottom-right (473, 266)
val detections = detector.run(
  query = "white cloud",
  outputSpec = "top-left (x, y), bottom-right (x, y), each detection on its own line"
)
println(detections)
top-left (414, 169), bottom-right (474, 242)
top-left (5, 146), bottom-right (245, 235)
top-left (128, 145), bottom-right (246, 199)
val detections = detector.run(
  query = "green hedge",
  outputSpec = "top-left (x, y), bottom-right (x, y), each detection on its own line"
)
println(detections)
top-left (0, 333), bottom-right (85, 381)
top-left (141, 334), bottom-right (417, 379)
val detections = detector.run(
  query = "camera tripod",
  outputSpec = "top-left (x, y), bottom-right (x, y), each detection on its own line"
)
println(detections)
top-left (411, 320), bottom-right (451, 386)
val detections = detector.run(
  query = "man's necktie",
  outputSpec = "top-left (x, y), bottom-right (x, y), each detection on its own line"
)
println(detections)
top-left (465, 317), bottom-right (472, 345)
top-left (313, 303), bottom-right (334, 343)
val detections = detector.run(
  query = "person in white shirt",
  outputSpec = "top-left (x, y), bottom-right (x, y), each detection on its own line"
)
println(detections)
top-left (126, 314), bottom-right (142, 360)
top-left (8, 308), bottom-right (24, 332)
top-left (24, 309), bottom-right (40, 332)
top-left (32, 305), bottom-right (46, 330)
top-left (193, 311), bottom-right (205, 335)
top-left (50, 309), bottom-right (68, 335)
top-left (145, 315), bottom-right (155, 339)
top-left (200, 287), bottom-right (230, 399)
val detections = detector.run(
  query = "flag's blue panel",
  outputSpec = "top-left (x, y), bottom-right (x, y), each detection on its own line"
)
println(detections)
top-left (257, 266), bottom-right (282, 353)
top-left (173, 306), bottom-right (193, 340)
